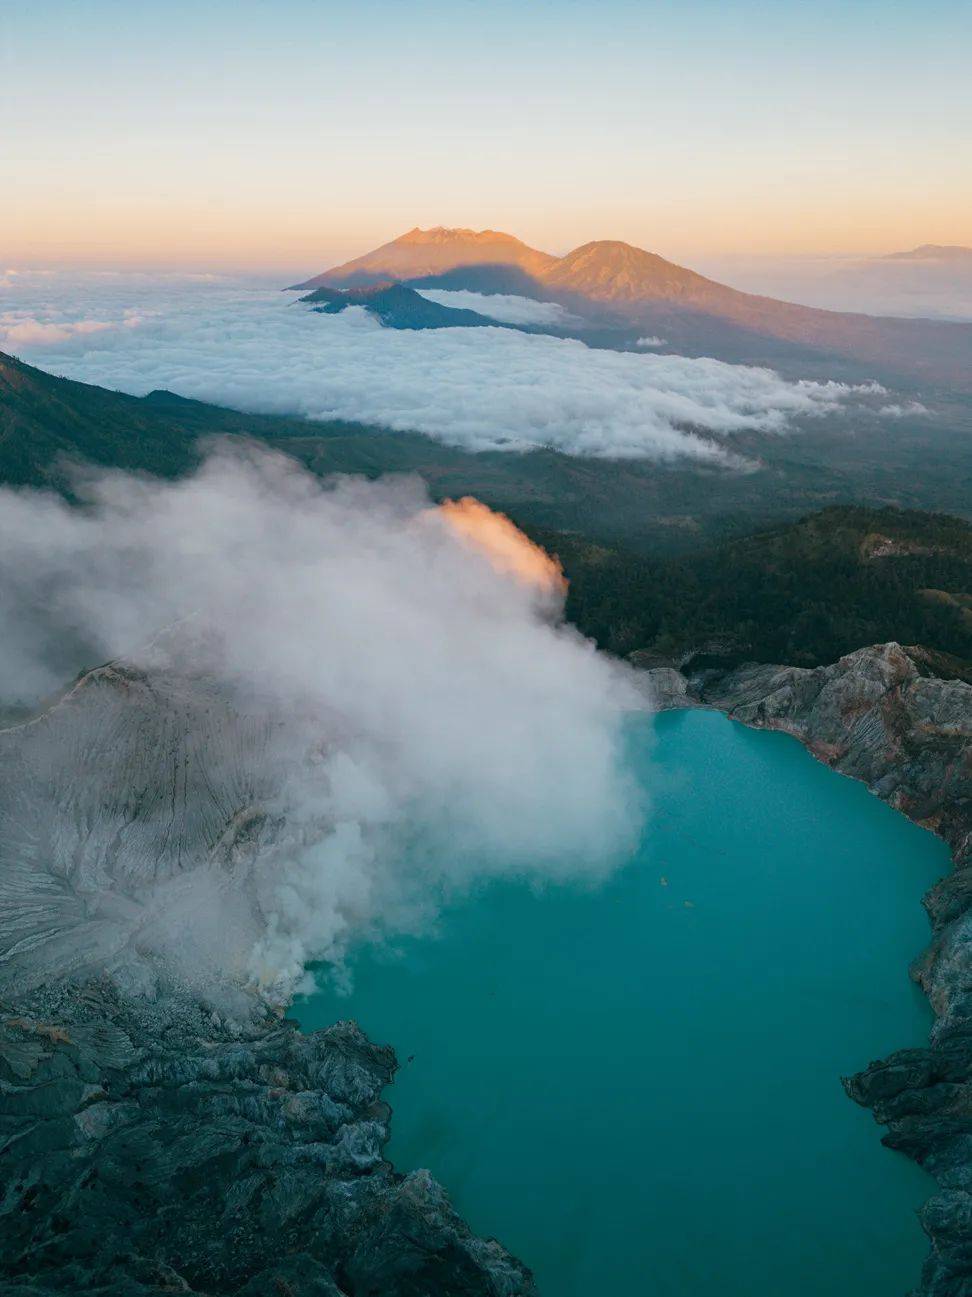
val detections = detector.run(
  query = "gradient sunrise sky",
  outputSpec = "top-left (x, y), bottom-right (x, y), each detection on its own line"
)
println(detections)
top-left (2, 0), bottom-right (970, 271)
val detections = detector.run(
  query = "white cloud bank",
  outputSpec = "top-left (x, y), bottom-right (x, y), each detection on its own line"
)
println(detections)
top-left (1, 317), bottom-right (123, 346)
top-left (878, 400), bottom-right (930, 418)
top-left (0, 447), bottom-right (644, 1006)
top-left (415, 287), bottom-right (574, 326)
top-left (0, 271), bottom-right (878, 465)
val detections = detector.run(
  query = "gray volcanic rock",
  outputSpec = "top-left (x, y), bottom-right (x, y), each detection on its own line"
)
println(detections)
top-left (0, 996), bottom-right (529, 1296)
top-left (645, 643), bottom-right (972, 1296)
top-left (683, 643), bottom-right (971, 868)
top-left (0, 664), bottom-right (535, 1297)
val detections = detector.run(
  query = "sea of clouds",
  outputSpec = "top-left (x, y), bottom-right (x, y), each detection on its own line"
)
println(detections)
top-left (0, 446), bottom-right (645, 1004)
top-left (414, 287), bottom-right (574, 326)
top-left (0, 270), bottom-right (882, 464)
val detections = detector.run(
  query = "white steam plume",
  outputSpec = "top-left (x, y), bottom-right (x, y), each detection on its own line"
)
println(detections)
top-left (0, 447), bottom-right (644, 1007)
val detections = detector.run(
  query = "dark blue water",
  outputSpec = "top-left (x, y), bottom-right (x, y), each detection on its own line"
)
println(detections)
top-left (295, 711), bottom-right (949, 1295)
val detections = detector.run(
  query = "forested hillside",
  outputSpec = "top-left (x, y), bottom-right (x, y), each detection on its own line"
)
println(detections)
top-left (4, 351), bottom-right (972, 678)
top-left (546, 506), bottom-right (972, 678)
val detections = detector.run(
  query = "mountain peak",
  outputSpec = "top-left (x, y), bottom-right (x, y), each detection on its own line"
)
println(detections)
top-left (290, 226), bottom-right (557, 290)
top-left (399, 226), bottom-right (522, 244)
top-left (543, 239), bottom-right (725, 305)
top-left (566, 239), bottom-right (645, 255)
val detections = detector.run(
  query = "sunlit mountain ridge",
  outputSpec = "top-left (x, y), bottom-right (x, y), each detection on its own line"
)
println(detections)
top-left (290, 226), bottom-right (972, 389)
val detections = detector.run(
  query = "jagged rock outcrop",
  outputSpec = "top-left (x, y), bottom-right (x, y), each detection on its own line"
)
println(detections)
top-left (645, 643), bottom-right (972, 1297)
top-left (0, 664), bottom-right (535, 1297)
top-left (0, 996), bottom-right (529, 1297)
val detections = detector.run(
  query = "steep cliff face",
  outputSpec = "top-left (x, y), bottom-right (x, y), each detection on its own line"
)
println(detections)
top-left (646, 644), bottom-right (972, 1296)
top-left (0, 663), bottom-right (535, 1297)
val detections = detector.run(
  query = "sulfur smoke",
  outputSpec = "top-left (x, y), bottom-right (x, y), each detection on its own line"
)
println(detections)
top-left (0, 446), bottom-right (644, 1006)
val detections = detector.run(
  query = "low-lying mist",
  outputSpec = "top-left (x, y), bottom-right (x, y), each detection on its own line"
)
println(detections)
top-left (0, 446), bottom-right (644, 1007)
top-left (0, 270), bottom-right (882, 464)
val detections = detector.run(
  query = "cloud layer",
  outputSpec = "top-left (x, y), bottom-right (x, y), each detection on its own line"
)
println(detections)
top-left (415, 287), bottom-right (574, 326)
top-left (0, 447), bottom-right (644, 1005)
top-left (1, 271), bottom-right (875, 464)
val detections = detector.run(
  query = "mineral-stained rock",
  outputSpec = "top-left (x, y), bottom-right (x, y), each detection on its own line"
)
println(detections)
top-left (645, 643), bottom-right (972, 1297)
top-left (0, 664), bottom-right (535, 1296)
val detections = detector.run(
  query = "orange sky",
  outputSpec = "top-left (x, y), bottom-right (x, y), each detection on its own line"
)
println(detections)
top-left (7, 188), bottom-right (970, 275)
top-left (3, 1), bottom-right (970, 272)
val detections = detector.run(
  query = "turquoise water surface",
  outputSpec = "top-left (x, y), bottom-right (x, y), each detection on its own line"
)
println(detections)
top-left (296, 711), bottom-right (949, 1296)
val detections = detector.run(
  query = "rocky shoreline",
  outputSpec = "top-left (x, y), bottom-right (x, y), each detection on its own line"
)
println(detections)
top-left (2, 643), bottom-right (970, 1295)
top-left (644, 643), bottom-right (972, 1297)
top-left (0, 995), bottom-right (533, 1296)
top-left (0, 663), bottom-right (535, 1296)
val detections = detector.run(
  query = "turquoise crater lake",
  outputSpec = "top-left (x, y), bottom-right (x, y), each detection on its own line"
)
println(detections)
top-left (295, 710), bottom-right (949, 1295)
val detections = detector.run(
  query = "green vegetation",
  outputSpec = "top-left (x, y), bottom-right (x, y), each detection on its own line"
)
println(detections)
top-left (543, 506), bottom-right (972, 677)
top-left (0, 353), bottom-right (197, 487)
top-left (0, 352), bottom-right (396, 491)
top-left (7, 351), bottom-right (972, 559)
top-left (4, 350), bottom-right (972, 677)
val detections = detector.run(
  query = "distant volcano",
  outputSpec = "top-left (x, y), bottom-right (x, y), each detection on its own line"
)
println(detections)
top-left (289, 226), bottom-right (972, 389)
top-left (290, 226), bottom-right (557, 291)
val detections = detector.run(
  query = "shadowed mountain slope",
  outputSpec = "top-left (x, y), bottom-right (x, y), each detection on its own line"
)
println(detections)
top-left (291, 226), bottom-right (557, 290)
top-left (0, 350), bottom-right (398, 490)
top-left (291, 228), bottom-right (972, 388)
top-left (4, 350), bottom-right (972, 562)
top-left (545, 241), bottom-right (972, 385)
top-left (299, 282), bottom-right (507, 330)
top-left (0, 350), bottom-right (200, 486)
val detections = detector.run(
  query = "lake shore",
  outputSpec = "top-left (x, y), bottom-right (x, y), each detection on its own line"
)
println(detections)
top-left (644, 643), bottom-right (972, 1296)
top-left (1, 642), bottom-right (968, 1295)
